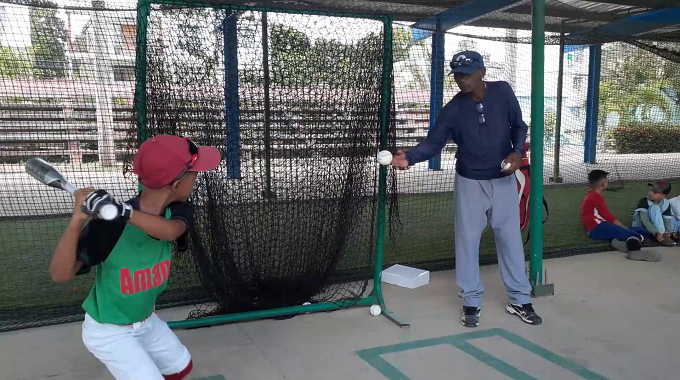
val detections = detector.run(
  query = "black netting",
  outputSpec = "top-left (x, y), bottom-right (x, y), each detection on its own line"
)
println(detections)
top-left (127, 7), bottom-right (397, 319)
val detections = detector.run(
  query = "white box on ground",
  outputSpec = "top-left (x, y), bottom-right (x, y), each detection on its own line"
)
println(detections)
top-left (381, 264), bottom-right (430, 289)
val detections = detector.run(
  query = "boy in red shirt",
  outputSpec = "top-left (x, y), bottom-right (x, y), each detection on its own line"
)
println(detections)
top-left (580, 170), bottom-right (659, 261)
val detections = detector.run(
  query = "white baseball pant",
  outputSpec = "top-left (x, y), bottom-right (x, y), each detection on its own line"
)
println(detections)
top-left (82, 313), bottom-right (192, 380)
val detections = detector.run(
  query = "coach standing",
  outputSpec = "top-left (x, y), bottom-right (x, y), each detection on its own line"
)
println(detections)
top-left (391, 51), bottom-right (542, 328)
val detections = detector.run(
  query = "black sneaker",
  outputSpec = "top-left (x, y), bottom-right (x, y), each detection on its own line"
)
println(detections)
top-left (506, 303), bottom-right (542, 325)
top-left (626, 236), bottom-right (642, 251)
top-left (460, 306), bottom-right (481, 328)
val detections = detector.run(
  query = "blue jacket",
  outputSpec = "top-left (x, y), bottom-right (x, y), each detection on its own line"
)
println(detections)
top-left (406, 81), bottom-right (528, 180)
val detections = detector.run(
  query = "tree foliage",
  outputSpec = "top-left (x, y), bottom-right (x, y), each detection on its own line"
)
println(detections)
top-left (394, 27), bottom-right (456, 91)
top-left (29, 0), bottom-right (67, 79)
top-left (0, 45), bottom-right (32, 78)
top-left (599, 45), bottom-right (671, 125)
top-left (268, 24), bottom-right (382, 89)
top-left (241, 23), bottom-right (448, 91)
top-left (392, 27), bottom-right (415, 63)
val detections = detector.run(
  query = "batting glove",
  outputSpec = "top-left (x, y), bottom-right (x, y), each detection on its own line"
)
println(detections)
top-left (83, 190), bottom-right (133, 222)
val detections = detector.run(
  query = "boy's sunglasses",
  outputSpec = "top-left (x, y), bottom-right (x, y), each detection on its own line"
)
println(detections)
top-left (170, 137), bottom-right (199, 184)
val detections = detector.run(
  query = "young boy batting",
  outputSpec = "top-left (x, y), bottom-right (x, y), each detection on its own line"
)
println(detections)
top-left (50, 135), bottom-right (221, 380)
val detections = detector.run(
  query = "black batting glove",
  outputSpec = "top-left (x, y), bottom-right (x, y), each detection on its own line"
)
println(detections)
top-left (83, 190), bottom-right (133, 222)
top-left (82, 189), bottom-right (113, 217)
top-left (110, 197), bottom-right (134, 222)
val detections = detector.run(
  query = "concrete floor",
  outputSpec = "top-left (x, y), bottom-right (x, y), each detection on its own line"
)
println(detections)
top-left (1, 248), bottom-right (679, 380)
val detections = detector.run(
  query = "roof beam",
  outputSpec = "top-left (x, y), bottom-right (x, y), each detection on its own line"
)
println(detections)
top-left (375, 0), bottom-right (635, 23)
top-left (647, 30), bottom-right (680, 40)
top-left (504, 3), bottom-right (619, 22)
top-left (412, 15), bottom-right (584, 41)
top-left (569, 7), bottom-right (680, 40)
top-left (577, 0), bottom-right (674, 8)
top-left (355, 0), bottom-right (461, 7)
top-left (176, 0), bottom-right (429, 21)
top-left (467, 18), bottom-right (583, 34)
top-left (411, 0), bottom-right (529, 32)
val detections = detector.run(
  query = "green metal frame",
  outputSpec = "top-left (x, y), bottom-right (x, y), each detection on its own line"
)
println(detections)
top-left (529, 0), bottom-right (554, 297)
top-left (374, 17), bottom-right (409, 328)
top-left (134, 0), bottom-right (405, 329)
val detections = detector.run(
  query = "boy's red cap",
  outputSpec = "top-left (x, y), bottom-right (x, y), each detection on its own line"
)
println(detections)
top-left (133, 135), bottom-right (221, 188)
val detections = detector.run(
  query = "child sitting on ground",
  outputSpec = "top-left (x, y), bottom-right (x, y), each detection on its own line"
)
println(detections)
top-left (580, 170), bottom-right (659, 262)
top-left (632, 180), bottom-right (677, 247)
top-left (669, 194), bottom-right (680, 242)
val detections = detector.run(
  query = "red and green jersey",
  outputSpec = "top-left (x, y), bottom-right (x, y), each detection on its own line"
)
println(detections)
top-left (76, 197), bottom-right (191, 325)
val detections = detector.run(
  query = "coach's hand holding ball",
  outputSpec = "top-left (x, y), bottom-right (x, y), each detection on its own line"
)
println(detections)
top-left (501, 151), bottom-right (521, 173)
top-left (391, 150), bottom-right (410, 170)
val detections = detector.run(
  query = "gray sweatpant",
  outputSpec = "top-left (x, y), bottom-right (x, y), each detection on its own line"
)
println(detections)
top-left (454, 172), bottom-right (532, 307)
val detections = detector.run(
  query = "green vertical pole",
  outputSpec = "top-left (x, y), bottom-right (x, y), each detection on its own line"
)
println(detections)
top-left (134, 0), bottom-right (150, 145)
top-left (529, 0), bottom-right (545, 290)
top-left (373, 17), bottom-right (393, 308)
top-left (373, 18), bottom-right (408, 328)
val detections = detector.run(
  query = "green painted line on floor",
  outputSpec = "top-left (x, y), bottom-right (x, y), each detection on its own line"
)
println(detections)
top-left (453, 340), bottom-right (539, 380)
top-left (494, 329), bottom-right (608, 380)
top-left (199, 376), bottom-right (227, 380)
top-left (355, 328), bottom-right (609, 380)
top-left (356, 349), bottom-right (410, 380)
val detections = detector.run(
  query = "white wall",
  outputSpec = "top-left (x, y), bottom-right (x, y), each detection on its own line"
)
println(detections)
top-left (0, 5), bottom-right (31, 49)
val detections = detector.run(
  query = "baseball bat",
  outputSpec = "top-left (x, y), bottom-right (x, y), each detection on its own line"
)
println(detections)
top-left (25, 158), bottom-right (118, 220)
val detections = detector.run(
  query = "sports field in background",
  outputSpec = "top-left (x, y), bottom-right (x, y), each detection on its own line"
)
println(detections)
top-left (0, 181), bottom-right (661, 316)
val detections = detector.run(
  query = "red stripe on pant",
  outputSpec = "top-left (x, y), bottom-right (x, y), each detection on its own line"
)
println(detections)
top-left (163, 360), bottom-right (193, 380)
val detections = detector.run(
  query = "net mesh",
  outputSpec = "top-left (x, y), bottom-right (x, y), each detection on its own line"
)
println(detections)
top-left (387, 8), bottom-right (680, 271)
top-left (135, 6), bottom-right (393, 318)
top-left (1, 0), bottom-right (680, 331)
top-left (0, 0), bottom-right (143, 332)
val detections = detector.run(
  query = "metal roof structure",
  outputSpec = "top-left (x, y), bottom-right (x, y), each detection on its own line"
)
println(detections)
top-left (193, 0), bottom-right (679, 41)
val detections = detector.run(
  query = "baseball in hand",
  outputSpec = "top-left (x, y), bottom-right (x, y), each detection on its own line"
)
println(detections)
top-left (377, 150), bottom-right (393, 166)
top-left (501, 160), bottom-right (512, 171)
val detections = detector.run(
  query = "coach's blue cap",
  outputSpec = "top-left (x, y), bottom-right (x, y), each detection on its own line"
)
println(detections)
top-left (449, 50), bottom-right (485, 75)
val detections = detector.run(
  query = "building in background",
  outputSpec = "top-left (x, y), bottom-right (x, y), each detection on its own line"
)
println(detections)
top-left (71, 11), bottom-right (136, 82)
